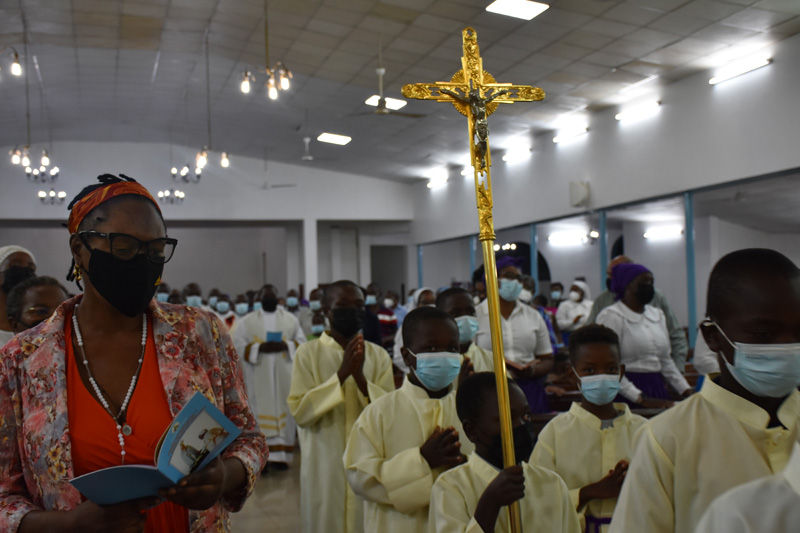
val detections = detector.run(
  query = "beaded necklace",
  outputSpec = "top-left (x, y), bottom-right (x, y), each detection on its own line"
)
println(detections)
top-left (72, 304), bottom-right (147, 464)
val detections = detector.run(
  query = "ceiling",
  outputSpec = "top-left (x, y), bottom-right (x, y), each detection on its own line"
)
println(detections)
top-left (0, 0), bottom-right (798, 182)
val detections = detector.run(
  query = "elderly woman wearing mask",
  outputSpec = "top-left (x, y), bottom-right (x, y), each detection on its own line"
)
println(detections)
top-left (0, 174), bottom-right (267, 532)
top-left (475, 257), bottom-right (554, 413)
top-left (555, 280), bottom-right (594, 344)
top-left (597, 263), bottom-right (692, 408)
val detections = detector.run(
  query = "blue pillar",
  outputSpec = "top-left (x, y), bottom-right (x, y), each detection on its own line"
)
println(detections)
top-left (684, 192), bottom-right (697, 348)
top-left (599, 210), bottom-right (609, 284)
top-left (529, 223), bottom-right (538, 284)
top-left (469, 236), bottom-right (477, 280)
top-left (417, 244), bottom-right (424, 288)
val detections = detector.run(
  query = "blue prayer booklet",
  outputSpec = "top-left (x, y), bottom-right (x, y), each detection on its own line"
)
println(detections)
top-left (266, 331), bottom-right (283, 343)
top-left (69, 391), bottom-right (241, 505)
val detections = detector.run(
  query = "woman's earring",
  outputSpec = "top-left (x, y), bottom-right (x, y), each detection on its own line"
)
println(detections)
top-left (73, 265), bottom-right (82, 282)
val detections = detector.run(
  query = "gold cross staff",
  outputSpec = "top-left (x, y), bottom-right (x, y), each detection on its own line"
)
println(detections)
top-left (403, 27), bottom-right (544, 533)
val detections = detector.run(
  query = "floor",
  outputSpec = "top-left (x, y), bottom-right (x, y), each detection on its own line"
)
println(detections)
top-left (231, 456), bottom-right (303, 532)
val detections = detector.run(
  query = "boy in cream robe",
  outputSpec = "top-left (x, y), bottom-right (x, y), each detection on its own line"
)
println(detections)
top-left (530, 324), bottom-right (647, 532)
top-left (344, 307), bottom-right (472, 533)
top-left (430, 372), bottom-right (580, 533)
top-left (232, 284), bottom-right (306, 466)
top-left (288, 281), bottom-right (395, 533)
top-left (437, 288), bottom-right (495, 376)
top-left (610, 249), bottom-right (800, 533)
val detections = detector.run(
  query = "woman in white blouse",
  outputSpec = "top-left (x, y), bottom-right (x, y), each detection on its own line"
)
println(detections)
top-left (597, 263), bottom-right (692, 407)
top-left (475, 257), bottom-right (553, 413)
top-left (555, 280), bottom-right (593, 335)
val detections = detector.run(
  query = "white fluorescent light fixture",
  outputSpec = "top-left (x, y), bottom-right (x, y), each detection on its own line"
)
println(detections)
top-left (615, 101), bottom-right (660, 122)
top-left (621, 75), bottom-right (658, 94)
top-left (553, 126), bottom-right (588, 144)
top-left (317, 133), bottom-right (352, 145)
top-left (548, 231), bottom-right (588, 247)
top-left (502, 148), bottom-right (531, 163)
top-left (486, 0), bottom-right (549, 20)
top-left (365, 95), bottom-right (407, 110)
top-left (643, 225), bottom-right (683, 240)
top-left (709, 56), bottom-right (772, 85)
top-left (426, 168), bottom-right (449, 189)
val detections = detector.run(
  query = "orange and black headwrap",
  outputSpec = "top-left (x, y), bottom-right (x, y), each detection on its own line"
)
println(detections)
top-left (67, 174), bottom-right (162, 234)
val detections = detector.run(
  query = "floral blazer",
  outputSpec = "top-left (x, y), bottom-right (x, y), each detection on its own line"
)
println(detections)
top-left (0, 296), bottom-right (268, 532)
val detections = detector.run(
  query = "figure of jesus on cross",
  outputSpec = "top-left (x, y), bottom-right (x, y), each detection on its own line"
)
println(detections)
top-left (402, 27), bottom-right (545, 533)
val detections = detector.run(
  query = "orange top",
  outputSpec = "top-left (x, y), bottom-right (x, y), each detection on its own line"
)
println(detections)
top-left (66, 310), bottom-right (189, 532)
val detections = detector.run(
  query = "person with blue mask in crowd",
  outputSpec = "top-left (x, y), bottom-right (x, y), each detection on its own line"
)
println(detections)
top-left (475, 256), bottom-right (554, 413)
top-left (610, 249), bottom-right (800, 533)
top-left (436, 287), bottom-right (494, 378)
top-left (207, 288), bottom-right (221, 311)
top-left (214, 293), bottom-right (237, 331)
top-left (531, 324), bottom-right (646, 531)
top-left (365, 283), bottom-right (397, 351)
top-left (155, 282), bottom-right (170, 303)
top-left (298, 288), bottom-right (324, 338)
top-left (182, 282), bottom-right (205, 309)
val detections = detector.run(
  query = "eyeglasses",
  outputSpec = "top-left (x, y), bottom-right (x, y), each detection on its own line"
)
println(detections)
top-left (78, 231), bottom-right (178, 263)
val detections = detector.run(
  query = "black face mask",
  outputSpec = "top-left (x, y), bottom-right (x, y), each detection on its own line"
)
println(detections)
top-left (2, 266), bottom-right (35, 294)
top-left (261, 297), bottom-right (279, 313)
top-left (85, 249), bottom-right (163, 317)
top-left (482, 421), bottom-right (536, 469)
top-left (636, 283), bottom-right (655, 305)
top-left (331, 307), bottom-right (365, 338)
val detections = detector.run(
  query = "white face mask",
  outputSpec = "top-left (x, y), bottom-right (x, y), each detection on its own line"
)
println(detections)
top-left (383, 298), bottom-right (395, 309)
top-left (569, 290), bottom-right (582, 302)
top-left (518, 289), bottom-right (533, 303)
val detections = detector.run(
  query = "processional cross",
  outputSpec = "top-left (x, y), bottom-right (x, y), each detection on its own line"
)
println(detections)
top-left (403, 27), bottom-right (544, 533)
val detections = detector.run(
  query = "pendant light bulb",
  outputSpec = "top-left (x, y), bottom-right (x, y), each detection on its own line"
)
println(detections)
top-left (280, 72), bottom-right (290, 91)
top-left (10, 53), bottom-right (21, 76)
top-left (41, 150), bottom-right (50, 167)
top-left (180, 165), bottom-right (189, 177)
top-left (10, 149), bottom-right (20, 165)
top-left (241, 71), bottom-right (251, 94)
top-left (196, 149), bottom-right (207, 169)
top-left (195, 167), bottom-right (202, 176)
top-left (171, 167), bottom-right (178, 177)
top-left (267, 76), bottom-right (278, 100)
top-left (220, 152), bottom-right (230, 168)
top-left (21, 152), bottom-right (30, 168)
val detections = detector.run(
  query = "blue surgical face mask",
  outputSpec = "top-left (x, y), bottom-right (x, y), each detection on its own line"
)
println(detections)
top-left (287, 296), bottom-right (299, 308)
top-left (186, 295), bottom-right (203, 308)
top-left (365, 294), bottom-right (378, 306)
top-left (208, 296), bottom-right (218, 308)
top-left (499, 279), bottom-right (523, 302)
top-left (235, 303), bottom-right (249, 316)
top-left (311, 324), bottom-right (325, 335)
top-left (156, 292), bottom-right (169, 302)
top-left (576, 372), bottom-right (621, 405)
top-left (551, 290), bottom-right (562, 301)
top-left (455, 315), bottom-right (479, 344)
top-left (408, 349), bottom-right (461, 391)
top-left (709, 321), bottom-right (800, 398)
top-left (216, 301), bottom-right (230, 314)
top-left (253, 301), bottom-right (263, 312)
top-left (310, 300), bottom-right (322, 311)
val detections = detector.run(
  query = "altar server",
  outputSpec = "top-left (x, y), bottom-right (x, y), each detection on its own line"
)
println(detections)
top-left (344, 307), bottom-right (472, 533)
top-left (288, 281), bottom-right (394, 533)
top-left (609, 249), bottom-right (800, 533)
top-left (436, 287), bottom-right (494, 375)
top-left (430, 372), bottom-right (580, 533)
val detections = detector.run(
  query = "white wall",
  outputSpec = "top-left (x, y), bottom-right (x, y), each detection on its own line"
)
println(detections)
top-left (410, 32), bottom-right (800, 245)
top-left (421, 237), bottom-right (473, 289)
top-left (694, 216), bottom-right (800, 318)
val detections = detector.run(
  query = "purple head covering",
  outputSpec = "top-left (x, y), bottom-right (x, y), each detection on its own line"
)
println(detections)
top-left (495, 255), bottom-right (522, 273)
top-left (610, 263), bottom-right (651, 300)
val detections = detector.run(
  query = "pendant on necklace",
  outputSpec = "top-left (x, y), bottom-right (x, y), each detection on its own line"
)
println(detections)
top-left (122, 424), bottom-right (132, 436)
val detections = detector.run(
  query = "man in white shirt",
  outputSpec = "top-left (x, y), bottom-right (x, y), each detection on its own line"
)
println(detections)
top-left (232, 284), bottom-right (306, 468)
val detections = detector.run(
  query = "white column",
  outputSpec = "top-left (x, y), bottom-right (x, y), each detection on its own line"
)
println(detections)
top-left (358, 232), bottom-right (372, 287)
top-left (285, 225), bottom-right (302, 293)
top-left (303, 218), bottom-right (319, 292)
top-left (331, 227), bottom-right (343, 281)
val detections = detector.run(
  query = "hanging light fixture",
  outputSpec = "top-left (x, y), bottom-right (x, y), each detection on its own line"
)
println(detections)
top-left (21, 148), bottom-right (30, 167)
top-left (220, 152), bottom-right (230, 168)
top-left (0, 46), bottom-right (22, 78)
top-left (240, 71), bottom-right (253, 93)
top-left (37, 188), bottom-right (66, 205)
top-left (237, 2), bottom-right (293, 102)
top-left (9, 147), bottom-right (21, 165)
top-left (157, 189), bottom-right (186, 204)
top-left (40, 149), bottom-right (49, 166)
top-left (196, 147), bottom-right (208, 169)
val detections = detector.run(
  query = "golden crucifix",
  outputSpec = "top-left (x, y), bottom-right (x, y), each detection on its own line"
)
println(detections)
top-left (403, 27), bottom-right (544, 533)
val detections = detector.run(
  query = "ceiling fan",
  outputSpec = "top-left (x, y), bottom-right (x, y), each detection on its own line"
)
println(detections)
top-left (349, 42), bottom-right (426, 119)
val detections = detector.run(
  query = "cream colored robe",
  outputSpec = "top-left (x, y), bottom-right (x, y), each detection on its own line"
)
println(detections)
top-left (429, 452), bottom-right (581, 533)
top-left (288, 333), bottom-right (395, 533)
top-left (344, 378), bottom-right (474, 533)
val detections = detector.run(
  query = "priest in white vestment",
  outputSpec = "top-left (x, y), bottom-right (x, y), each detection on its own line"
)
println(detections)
top-left (233, 284), bottom-right (306, 466)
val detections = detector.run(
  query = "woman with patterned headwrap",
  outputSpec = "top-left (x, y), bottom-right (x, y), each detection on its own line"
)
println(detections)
top-left (0, 174), bottom-right (267, 532)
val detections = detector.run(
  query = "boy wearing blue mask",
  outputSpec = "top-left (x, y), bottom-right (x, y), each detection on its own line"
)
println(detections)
top-left (430, 372), bottom-right (580, 533)
top-left (531, 324), bottom-right (646, 531)
top-left (344, 307), bottom-right (473, 533)
top-left (436, 287), bottom-right (495, 378)
top-left (610, 248), bottom-right (800, 533)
